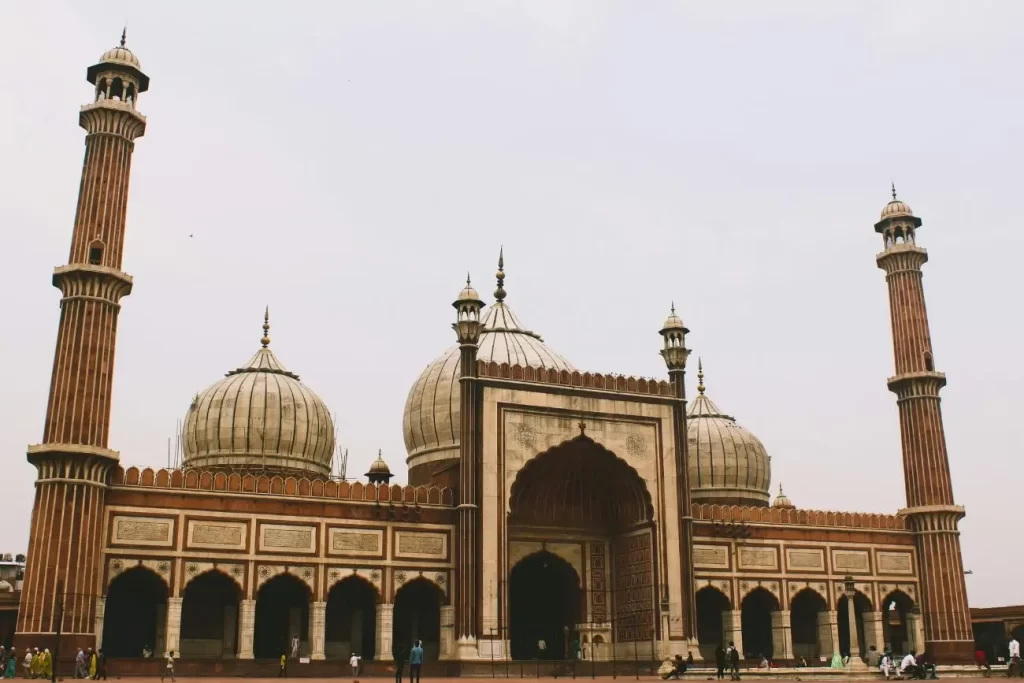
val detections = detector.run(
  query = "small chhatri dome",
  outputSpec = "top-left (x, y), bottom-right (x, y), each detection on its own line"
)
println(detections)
top-left (661, 303), bottom-right (687, 333)
top-left (88, 28), bottom-right (150, 93)
top-left (99, 30), bottom-right (141, 69)
top-left (365, 450), bottom-right (394, 484)
top-left (687, 361), bottom-right (772, 506)
top-left (455, 274), bottom-right (482, 305)
top-left (182, 310), bottom-right (336, 477)
top-left (403, 250), bottom-right (576, 484)
top-left (880, 182), bottom-right (914, 219)
top-left (772, 483), bottom-right (795, 509)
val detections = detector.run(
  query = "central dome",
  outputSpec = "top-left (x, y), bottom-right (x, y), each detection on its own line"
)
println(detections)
top-left (182, 312), bottom-right (335, 477)
top-left (403, 258), bottom-right (575, 485)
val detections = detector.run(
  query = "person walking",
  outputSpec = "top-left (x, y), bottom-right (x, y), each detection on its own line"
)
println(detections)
top-left (40, 650), bottom-right (51, 681)
top-left (715, 645), bottom-right (726, 680)
top-left (728, 642), bottom-right (741, 680)
top-left (87, 649), bottom-right (97, 681)
top-left (409, 640), bottom-right (424, 683)
top-left (95, 650), bottom-right (106, 682)
top-left (160, 651), bottom-right (175, 683)
top-left (279, 653), bottom-right (287, 678)
top-left (74, 650), bottom-right (85, 680)
top-left (1010, 637), bottom-right (1021, 678)
top-left (393, 643), bottom-right (407, 683)
top-left (23, 650), bottom-right (33, 679)
top-left (5, 648), bottom-right (15, 679)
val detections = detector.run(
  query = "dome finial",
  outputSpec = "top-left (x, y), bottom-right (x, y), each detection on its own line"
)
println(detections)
top-left (466, 272), bottom-right (471, 287)
top-left (120, 27), bottom-right (127, 48)
top-left (891, 180), bottom-right (897, 201)
top-left (697, 357), bottom-right (705, 395)
top-left (494, 246), bottom-right (506, 302)
top-left (778, 482), bottom-right (785, 496)
top-left (261, 306), bottom-right (271, 348)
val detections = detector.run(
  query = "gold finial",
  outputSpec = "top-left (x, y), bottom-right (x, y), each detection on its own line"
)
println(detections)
top-left (494, 246), bottom-right (506, 302)
top-left (261, 306), bottom-right (271, 348)
top-left (778, 483), bottom-right (785, 497)
top-left (891, 181), bottom-right (897, 201)
top-left (120, 27), bottom-right (127, 48)
top-left (697, 357), bottom-right (705, 395)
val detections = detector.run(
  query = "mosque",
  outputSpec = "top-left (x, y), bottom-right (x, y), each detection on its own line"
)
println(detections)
top-left (13, 36), bottom-right (977, 673)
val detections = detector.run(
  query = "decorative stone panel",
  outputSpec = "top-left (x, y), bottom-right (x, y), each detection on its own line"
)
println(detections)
top-left (256, 564), bottom-right (316, 594)
top-left (111, 515), bottom-right (175, 547)
top-left (107, 557), bottom-right (172, 589)
top-left (693, 545), bottom-right (730, 569)
top-left (258, 524), bottom-right (317, 554)
top-left (876, 551), bottom-right (913, 574)
top-left (832, 549), bottom-right (870, 574)
top-left (394, 530), bottom-right (447, 559)
top-left (785, 548), bottom-right (825, 572)
top-left (739, 546), bottom-right (779, 571)
top-left (181, 561), bottom-right (245, 591)
top-left (326, 566), bottom-right (384, 597)
top-left (328, 528), bottom-right (383, 557)
top-left (187, 520), bottom-right (247, 550)
top-left (393, 568), bottom-right (448, 597)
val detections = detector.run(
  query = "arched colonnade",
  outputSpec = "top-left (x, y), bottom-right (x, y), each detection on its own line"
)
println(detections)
top-left (694, 584), bottom-right (924, 663)
top-left (99, 565), bottom-right (448, 661)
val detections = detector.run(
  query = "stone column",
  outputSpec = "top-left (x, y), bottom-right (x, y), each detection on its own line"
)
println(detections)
top-left (94, 597), bottom-right (106, 651)
top-left (165, 597), bottom-right (183, 656)
top-left (817, 611), bottom-right (838, 659)
top-left (238, 599), bottom-right (256, 659)
top-left (862, 612), bottom-right (885, 655)
top-left (374, 604), bottom-right (393, 661)
top-left (907, 611), bottom-right (925, 653)
top-left (440, 606), bottom-right (455, 660)
top-left (722, 610), bottom-right (743, 656)
top-left (223, 605), bottom-right (238, 658)
top-left (310, 602), bottom-right (326, 661)
top-left (770, 610), bottom-right (792, 662)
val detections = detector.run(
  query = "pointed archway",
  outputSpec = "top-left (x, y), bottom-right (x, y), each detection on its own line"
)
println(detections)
top-left (837, 592), bottom-right (872, 659)
top-left (790, 588), bottom-right (828, 660)
top-left (393, 578), bottom-right (442, 662)
top-left (254, 574), bottom-right (311, 659)
top-left (508, 551), bottom-right (582, 660)
top-left (102, 567), bottom-right (168, 657)
top-left (325, 576), bottom-right (379, 660)
top-left (880, 590), bottom-right (914, 654)
top-left (741, 587), bottom-right (779, 660)
top-left (180, 570), bottom-right (242, 658)
top-left (695, 586), bottom-right (732, 661)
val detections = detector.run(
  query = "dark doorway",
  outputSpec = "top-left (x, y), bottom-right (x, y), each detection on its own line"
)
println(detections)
top-left (508, 551), bottom-right (581, 660)
top-left (326, 577), bottom-right (378, 660)
top-left (695, 586), bottom-right (731, 660)
top-left (180, 571), bottom-right (242, 658)
top-left (254, 574), bottom-right (310, 659)
top-left (393, 578), bottom-right (442, 662)
top-left (837, 592), bottom-right (871, 659)
top-left (740, 588), bottom-right (778, 660)
top-left (790, 589), bottom-right (828, 660)
top-left (102, 567), bottom-right (167, 658)
top-left (881, 591), bottom-right (913, 655)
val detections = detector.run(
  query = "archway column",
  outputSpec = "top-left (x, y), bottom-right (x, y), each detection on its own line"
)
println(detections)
top-left (862, 612), bottom-right (884, 655)
top-left (238, 599), bottom-right (256, 659)
top-left (770, 610), bottom-right (792, 662)
top-left (907, 610), bottom-right (925, 653)
top-left (165, 597), bottom-right (183, 656)
top-left (94, 597), bottom-right (106, 651)
top-left (440, 606), bottom-right (455, 659)
top-left (310, 602), bottom-right (326, 660)
top-left (374, 604), bottom-right (393, 660)
top-left (723, 610), bottom-right (742, 655)
top-left (817, 611), bottom-right (838, 657)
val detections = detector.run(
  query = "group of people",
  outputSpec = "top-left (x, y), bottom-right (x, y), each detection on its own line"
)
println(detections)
top-left (392, 640), bottom-right (425, 683)
top-left (0, 648), bottom-right (51, 679)
top-left (73, 648), bottom-right (106, 680)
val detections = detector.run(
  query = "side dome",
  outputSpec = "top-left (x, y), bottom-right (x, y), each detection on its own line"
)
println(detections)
top-left (182, 312), bottom-right (335, 477)
top-left (686, 361), bottom-right (771, 506)
top-left (402, 258), bottom-right (575, 485)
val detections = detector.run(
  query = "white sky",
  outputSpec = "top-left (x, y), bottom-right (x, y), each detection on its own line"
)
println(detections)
top-left (1, 1), bottom-right (1020, 608)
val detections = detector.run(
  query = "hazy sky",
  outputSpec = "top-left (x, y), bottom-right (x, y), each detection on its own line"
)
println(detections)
top-left (1, 1), bottom-right (1020, 608)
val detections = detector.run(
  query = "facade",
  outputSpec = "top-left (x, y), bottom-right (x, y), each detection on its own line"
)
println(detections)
top-left (14, 38), bottom-right (979, 670)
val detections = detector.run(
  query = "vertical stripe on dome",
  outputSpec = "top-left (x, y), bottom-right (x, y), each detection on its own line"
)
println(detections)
top-left (442, 349), bottom-right (459, 447)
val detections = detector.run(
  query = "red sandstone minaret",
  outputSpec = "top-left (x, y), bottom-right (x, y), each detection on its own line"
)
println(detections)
top-left (875, 186), bottom-right (973, 661)
top-left (17, 32), bottom-right (148, 654)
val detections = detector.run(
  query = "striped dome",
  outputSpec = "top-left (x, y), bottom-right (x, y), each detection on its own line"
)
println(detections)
top-left (182, 317), bottom-right (335, 477)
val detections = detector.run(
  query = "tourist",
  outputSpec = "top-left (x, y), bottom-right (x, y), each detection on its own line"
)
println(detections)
top-left (918, 652), bottom-right (937, 679)
top-left (571, 637), bottom-right (581, 662)
top-left (868, 646), bottom-right (881, 668)
top-left (880, 651), bottom-right (894, 680)
top-left (537, 639), bottom-right (546, 660)
top-left (1010, 637), bottom-right (1021, 677)
top-left (409, 639), bottom-right (424, 683)
top-left (758, 654), bottom-right (769, 670)
top-left (88, 649), bottom-right (96, 681)
top-left (95, 650), bottom-right (106, 681)
top-left (349, 652), bottom-right (360, 677)
top-left (830, 651), bottom-right (843, 669)
top-left (74, 649), bottom-right (85, 679)
top-left (160, 650), bottom-right (175, 683)
top-left (40, 650), bottom-right (51, 680)
top-left (728, 642), bottom-right (740, 680)
top-left (900, 650), bottom-right (921, 679)
top-left (291, 636), bottom-right (300, 661)
top-left (393, 643), bottom-right (407, 683)
top-left (279, 652), bottom-right (287, 678)
top-left (974, 649), bottom-right (991, 677)
top-left (23, 649), bottom-right (33, 679)
top-left (687, 652), bottom-right (694, 668)
top-left (5, 648), bottom-right (15, 679)
top-left (714, 645), bottom-right (726, 680)
top-left (142, 645), bottom-right (152, 659)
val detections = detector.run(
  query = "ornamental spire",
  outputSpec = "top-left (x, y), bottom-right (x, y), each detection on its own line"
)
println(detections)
top-left (261, 306), bottom-right (271, 348)
top-left (120, 27), bottom-right (127, 48)
top-left (697, 357), bottom-right (705, 395)
top-left (494, 246), bottom-right (506, 302)
top-left (891, 180), bottom-right (897, 200)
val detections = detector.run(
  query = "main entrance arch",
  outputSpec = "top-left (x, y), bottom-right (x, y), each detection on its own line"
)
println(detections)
top-left (102, 567), bottom-right (168, 658)
top-left (254, 574), bottom-right (311, 660)
top-left (507, 435), bottom-right (656, 658)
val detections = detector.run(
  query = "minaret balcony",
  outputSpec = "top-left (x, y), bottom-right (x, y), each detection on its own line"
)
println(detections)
top-left (52, 263), bottom-right (133, 304)
top-left (886, 370), bottom-right (947, 398)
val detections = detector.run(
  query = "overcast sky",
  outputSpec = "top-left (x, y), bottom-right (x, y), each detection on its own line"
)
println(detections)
top-left (1, 1), bottom-right (1020, 608)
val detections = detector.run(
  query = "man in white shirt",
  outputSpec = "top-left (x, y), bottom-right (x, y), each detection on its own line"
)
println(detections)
top-left (900, 651), bottom-right (920, 679)
top-left (1010, 638), bottom-right (1020, 676)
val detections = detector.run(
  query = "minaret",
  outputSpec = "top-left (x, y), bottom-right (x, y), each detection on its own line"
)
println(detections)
top-left (452, 272), bottom-right (484, 657)
top-left (659, 305), bottom-right (697, 647)
top-left (875, 186), bottom-right (973, 661)
top-left (17, 33), bottom-right (149, 653)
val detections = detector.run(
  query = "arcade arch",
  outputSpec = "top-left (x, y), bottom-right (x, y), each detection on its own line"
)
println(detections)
top-left (102, 567), bottom-right (168, 658)
top-left (837, 592), bottom-right (872, 659)
top-left (326, 576), bottom-right (379, 660)
top-left (790, 588), bottom-right (828, 660)
top-left (880, 590), bottom-right (914, 654)
top-left (180, 570), bottom-right (242, 658)
top-left (393, 578), bottom-right (442, 662)
top-left (695, 586), bottom-right (732, 660)
top-left (741, 587), bottom-right (779, 660)
top-left (254, 574), bottom-right (311, 659)
top-left (508, 551), bottom-right (582, 660)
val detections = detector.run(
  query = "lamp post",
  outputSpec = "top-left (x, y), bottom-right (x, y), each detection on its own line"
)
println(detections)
top-left (843, 576), bottom-right (867, 670)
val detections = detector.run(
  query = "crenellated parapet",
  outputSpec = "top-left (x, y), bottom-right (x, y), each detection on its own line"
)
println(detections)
top-left (476, 360), bottom-right (674, 397)
top-left (692, 502), bottom-right (908, 531)
top-left (110, 466), bottom-right (457, 507)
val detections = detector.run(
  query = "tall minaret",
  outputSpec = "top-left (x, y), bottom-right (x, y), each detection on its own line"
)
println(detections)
top-left (875, 186), bottom-right (973, 661)
top-left (17, 33), bottom-right (148, 653)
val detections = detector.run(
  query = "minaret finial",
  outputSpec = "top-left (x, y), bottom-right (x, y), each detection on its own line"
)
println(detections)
top-left (261, 306), bottom-right (271, 348)
top-left (120, 27), bottom-right (127, 48)
top-left (891, 181), bottom-right (897, 201)
top-left (494, 246), bottom-right (506, 302)
top-left (697, 357), bottom-right (705, 395)
top-left (466, 272), bottom-right (471, 287)
top-left (778, 482), bottom-right (785, 497)
top-left (671, 301), bottom-right (676, 315)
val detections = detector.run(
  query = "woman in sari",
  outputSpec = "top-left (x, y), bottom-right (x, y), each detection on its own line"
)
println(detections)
top-left (30, 649), bottom-right (41, 679)
top-left (88, 650), bottom-right (97, 680)
top-left (41, 649), bottom-right (52, 679)
top-left (830, 651), bottom-right (844, 669)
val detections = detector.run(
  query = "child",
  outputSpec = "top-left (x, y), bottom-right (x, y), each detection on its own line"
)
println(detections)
top-left (161, 651), bottom-right (175, 683)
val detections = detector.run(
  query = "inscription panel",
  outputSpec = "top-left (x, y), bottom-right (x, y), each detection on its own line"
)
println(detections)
top-left (832, 549), bottom-right (870, 574)
top-left (111, 515), bottom-right (175, 547)
top-left (187, 520), bottom-right (247, 551)
top-left (693, 545), bottom-right (730, 569)
top-left (786, 548), bottom-right (825, 572)
top-left (395, 531), bottom-right (447, 560)
top-left (329, 528), bottom-right (384, 557)
top-left (739, 546), bottom-right (779, 571)
top-left (259, 524), bottom-right (317, 554)
top-left (876, 551), bottom-right (913, 575)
